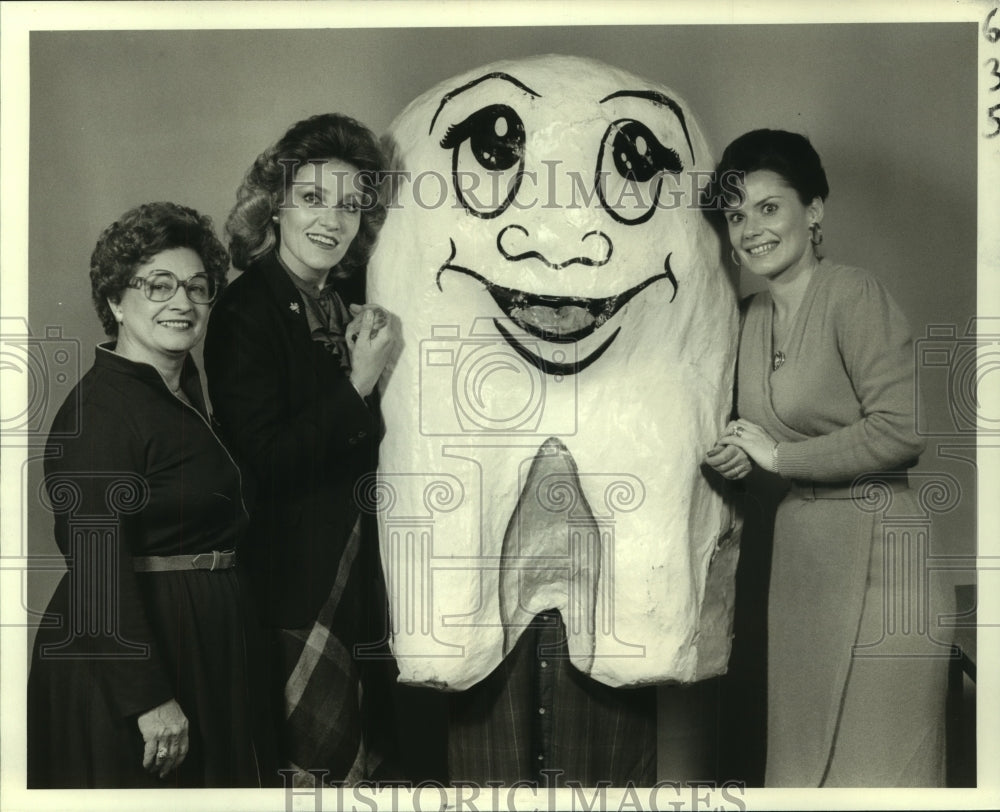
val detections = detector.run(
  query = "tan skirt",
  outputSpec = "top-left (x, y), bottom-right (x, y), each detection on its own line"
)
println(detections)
top-left (765, 487), bottom-right (952, 787)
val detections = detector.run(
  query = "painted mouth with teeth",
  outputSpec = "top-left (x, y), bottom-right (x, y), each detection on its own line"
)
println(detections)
top-left (438, 240), bottom-right (678, 376)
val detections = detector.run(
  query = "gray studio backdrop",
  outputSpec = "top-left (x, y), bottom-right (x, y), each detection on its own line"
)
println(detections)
top-left (25, 21), bottom-right (977, 744)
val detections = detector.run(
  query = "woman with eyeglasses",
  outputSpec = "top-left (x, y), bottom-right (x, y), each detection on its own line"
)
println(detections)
top-left (28, 201), bottom-right (277, 787)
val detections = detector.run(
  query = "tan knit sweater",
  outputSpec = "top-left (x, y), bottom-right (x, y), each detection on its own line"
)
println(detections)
top-left (737, 263), bottom-right (926, 482)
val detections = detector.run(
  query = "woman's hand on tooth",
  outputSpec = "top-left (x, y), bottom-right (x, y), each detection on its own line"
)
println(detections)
top-left (348, 305), bottom-right (399, 398)
top-left (347, 303), bottom-right (388, 342)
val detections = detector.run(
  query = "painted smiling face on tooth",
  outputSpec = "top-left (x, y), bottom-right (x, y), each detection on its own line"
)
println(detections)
top-left (369, 55), bottom-right (739, 691)
top-left (428, 64), bottom-right (701, 375)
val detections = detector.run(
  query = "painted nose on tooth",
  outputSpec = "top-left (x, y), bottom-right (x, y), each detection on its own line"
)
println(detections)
top-left (497, 223), bottom-right (613, 270)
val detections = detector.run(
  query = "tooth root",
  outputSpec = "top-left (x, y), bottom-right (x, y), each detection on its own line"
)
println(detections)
top-left (363, 472), bottom-right (472, 663)
top-left (363, 458), bottom-right (513, 693)
top-left (499, 438), bottom-right (600, 673)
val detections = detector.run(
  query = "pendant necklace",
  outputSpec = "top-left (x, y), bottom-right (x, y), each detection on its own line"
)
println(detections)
top-left (771, 260), bottom-right (816, 372)
top-left (772, 310), bottom-right (790, 371)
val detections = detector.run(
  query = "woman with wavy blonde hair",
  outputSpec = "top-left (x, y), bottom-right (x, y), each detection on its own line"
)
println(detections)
top-left (205, 113), bottom-right (399, 784)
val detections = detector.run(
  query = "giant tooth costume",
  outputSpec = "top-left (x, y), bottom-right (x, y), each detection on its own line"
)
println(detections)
top-left (368, 55), bottom-right (740, 692)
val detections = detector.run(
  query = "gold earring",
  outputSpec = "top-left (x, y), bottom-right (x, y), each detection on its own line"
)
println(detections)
top-left (809, 222), bottom-right (823, 246)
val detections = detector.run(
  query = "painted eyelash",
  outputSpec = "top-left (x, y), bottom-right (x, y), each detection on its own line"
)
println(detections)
top-left (439, 104), bottom-right (521, 150)
top-left (439, 120), bottom-right (464, 149)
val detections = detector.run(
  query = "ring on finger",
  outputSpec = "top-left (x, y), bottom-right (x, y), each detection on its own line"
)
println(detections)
top-left (157, 746), bottom-right (168, 759)
top-left (734, 425), bottom-right (744, 438)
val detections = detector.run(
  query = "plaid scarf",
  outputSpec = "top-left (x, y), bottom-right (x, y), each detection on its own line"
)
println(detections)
top-left (277, 517), bottom-right (375, 786)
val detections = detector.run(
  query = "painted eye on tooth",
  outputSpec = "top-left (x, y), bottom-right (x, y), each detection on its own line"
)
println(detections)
top-left (596, 118), bottom-right (683, 226)
top-left (440, 103), bottom-right (526, 219)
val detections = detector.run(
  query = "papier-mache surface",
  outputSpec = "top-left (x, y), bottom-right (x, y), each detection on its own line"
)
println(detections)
top-left (367, 55), bottom-right (740, 691)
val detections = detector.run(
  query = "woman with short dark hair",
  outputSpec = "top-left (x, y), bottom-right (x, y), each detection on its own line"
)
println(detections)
top-left (706, 130), bottom-right (949, 786)
top-left (28, 201), bottom-right (275, 787)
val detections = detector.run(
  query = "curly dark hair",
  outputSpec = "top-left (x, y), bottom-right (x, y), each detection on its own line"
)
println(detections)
top-left (226, 113), bottom-right (387, 274)
top-left (90, 202), bottom-right (230, 337)
top-left (710, 129), bottom-right (829, 215)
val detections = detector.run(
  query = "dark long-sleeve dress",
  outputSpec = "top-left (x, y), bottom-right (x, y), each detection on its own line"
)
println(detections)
top-left (27, 345), bottom-right (275, 788)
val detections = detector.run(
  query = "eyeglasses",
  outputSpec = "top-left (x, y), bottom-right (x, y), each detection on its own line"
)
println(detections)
top-left (126, 270), bottom-right (218, 304)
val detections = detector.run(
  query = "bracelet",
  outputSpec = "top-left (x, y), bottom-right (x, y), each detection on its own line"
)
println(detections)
top-left (771, 442), bottom-right (779, 473)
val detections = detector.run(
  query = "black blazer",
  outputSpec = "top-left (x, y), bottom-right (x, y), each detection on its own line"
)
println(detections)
top-left (204, 251), bottom-right (377, 630)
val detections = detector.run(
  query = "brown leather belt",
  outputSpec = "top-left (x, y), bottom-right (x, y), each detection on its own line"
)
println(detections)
top-left (133, 549), bottom-right (236, 572)
top-left (789, 473), bottom-right (910, 501)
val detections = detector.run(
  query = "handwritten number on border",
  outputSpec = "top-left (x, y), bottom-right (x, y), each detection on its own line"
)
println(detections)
top-left (988, 58), bottom-right (1000, 91)
top-left (988, 103), bottom-right (1000, 138)
top-left (986, 8), bottom-right (999, 43)
top-left (987, 8), bottom-right (1000, 137)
